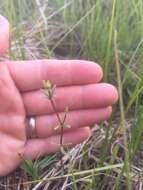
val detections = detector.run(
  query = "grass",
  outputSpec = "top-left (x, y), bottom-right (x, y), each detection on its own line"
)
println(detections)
top-left (1, 0), bottom-right (143, 189)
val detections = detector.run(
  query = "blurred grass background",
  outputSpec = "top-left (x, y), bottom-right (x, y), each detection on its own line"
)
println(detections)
top-left (0, 0), bottom-right (143, 189)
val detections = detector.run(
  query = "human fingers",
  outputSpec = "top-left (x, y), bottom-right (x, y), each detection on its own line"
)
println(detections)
top-left (0, 62), bottom-right (24, 115)
top-left (23, 83), bottom-right (118, 116)
top-left (24, 127), bottom-right (91, 160)
top-left (7, 60), bottom-right (103, 92)
top-left (0, 15), bottom-right (9, 55)
top-left (29, 107), bottom-right (112, 138)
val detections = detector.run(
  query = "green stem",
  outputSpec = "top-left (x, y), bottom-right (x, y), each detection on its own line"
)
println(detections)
top-left (50, 99), bottom-right (64, 172)
top-left (114, 30), bottom-right (132, 190)
top-left (104, 0), bottom-right (116, 81)
top-left (5, 163), bottom-right (124, 187)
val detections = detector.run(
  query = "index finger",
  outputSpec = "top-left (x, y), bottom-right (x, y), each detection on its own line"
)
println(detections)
top-left (6, 60), bottom-right (103, 92)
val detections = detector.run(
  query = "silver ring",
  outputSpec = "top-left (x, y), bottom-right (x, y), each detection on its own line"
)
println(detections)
top-left (28, 117), bottom-right (37, 138)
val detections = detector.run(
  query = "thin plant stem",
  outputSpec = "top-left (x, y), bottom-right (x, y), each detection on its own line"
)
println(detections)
top-left (114, 30), bottom-right (132, 190)
top-left (104, 0), bottom-right (116, 81)
top-left (3, 163), bottom-right (124, 187)
top-left (50, 99), bottom-right (65, 173)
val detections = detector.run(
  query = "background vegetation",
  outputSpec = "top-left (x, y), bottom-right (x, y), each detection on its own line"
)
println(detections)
top-left (0, 0), bottom-right (143, 189)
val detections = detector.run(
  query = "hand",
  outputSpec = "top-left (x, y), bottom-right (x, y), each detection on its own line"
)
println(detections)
top-left (0, 16), bottom-right (118, 176)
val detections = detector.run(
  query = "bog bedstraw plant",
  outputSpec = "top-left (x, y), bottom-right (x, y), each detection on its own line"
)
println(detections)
top-left (42, 80), bottom-right (70, 173)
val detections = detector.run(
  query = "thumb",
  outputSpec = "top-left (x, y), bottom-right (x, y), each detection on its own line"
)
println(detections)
top-left (0, 15), bottom-right (10, 56)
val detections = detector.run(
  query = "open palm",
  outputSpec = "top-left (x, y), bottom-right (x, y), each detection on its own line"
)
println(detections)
top-left (0, 16), bottom-right (118, 176)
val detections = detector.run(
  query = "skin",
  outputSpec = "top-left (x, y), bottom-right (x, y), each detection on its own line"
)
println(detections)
top-left (0, 15), bottom-right (118, 176)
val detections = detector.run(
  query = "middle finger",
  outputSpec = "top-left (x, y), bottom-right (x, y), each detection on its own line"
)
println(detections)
top-left (23, 83), bottom-right (118, 116)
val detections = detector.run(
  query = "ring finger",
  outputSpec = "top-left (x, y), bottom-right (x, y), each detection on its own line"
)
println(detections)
top-left (26, 106), bottom-right (112, 138)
